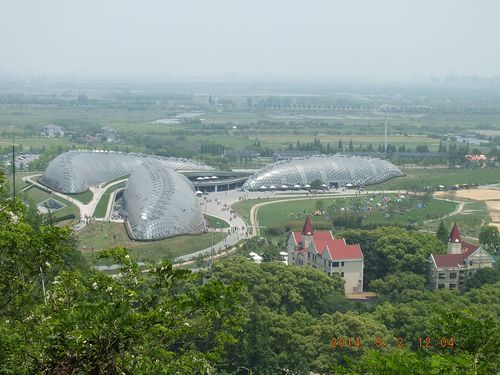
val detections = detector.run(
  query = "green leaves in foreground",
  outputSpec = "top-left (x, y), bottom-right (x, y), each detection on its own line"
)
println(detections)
top-left (3, 248), bottom-right (245, 374)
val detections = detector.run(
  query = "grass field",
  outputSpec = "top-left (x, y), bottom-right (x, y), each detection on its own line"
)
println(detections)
top-left (255, 196), bottom-right (457, 229)
top-left (93, 183), bottom-right (126, 218)
top-left (70, 190), bottom-right (93, 204)
top-left (0, 137), bottom-right (72, 149)
top-left (6, 172), bottom-right (36, 193)
top-left (204, 214), bottom-right (230, 228)
top-left (232, 197), bottom-right (287, 224)
top-left (425, 201), bottom-right (491, 239)
top-left (78, 222), bottom-right (225, 264)
top-left (20, 185), bottom-right (78, 220)
top-left (371, 168), bottom-right (500, 191)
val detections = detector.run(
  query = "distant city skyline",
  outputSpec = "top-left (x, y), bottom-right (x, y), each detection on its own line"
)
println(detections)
top-left (1, 0), bottom-right (499, 80)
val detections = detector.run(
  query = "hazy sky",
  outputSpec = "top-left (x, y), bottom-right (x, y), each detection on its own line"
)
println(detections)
top-left (1, 0), bottom-right (499, 80)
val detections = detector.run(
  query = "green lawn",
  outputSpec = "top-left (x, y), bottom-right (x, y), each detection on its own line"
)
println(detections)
top-left (204, 214), bottom-right (230, 228)
top-left (20, 186), bottom-right (79, 221)
top-left (244, 195), bottom-right (457, 231)
top-left (425, 201), bottom-right (491, 239)
top-left (78, 222), bottom-right (225, 264)
top-left (93, 183), bottom-right (126, 218)
top-left (70, 190), bottom-right (93, 204)
top-left (6, 172), bottom-right (38, 194)
top-left (256, 197), bottom-right (336, 228)
top-left (363, 198), bottom-right (457, 225)
top-left (232, 197), bottom-right (288, 224)
top-left (371, 168), bottom-right (500, 191)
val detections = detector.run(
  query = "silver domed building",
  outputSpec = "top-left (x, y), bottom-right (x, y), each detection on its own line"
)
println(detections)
top-left (122, 160), bottom-right (205, 240)
top-left (242, 154), bottom-right (403, 190)
top-left (40, 151), bottom-right (214, 194)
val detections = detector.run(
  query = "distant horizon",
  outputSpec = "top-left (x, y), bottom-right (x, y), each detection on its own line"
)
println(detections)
top-left (1, 72), bottom-right (500, 85)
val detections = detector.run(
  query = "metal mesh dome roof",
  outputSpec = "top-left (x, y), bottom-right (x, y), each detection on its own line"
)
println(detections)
top-left (122, 160), bottom-right (205, 240)
top-left (242, 154), bottom-right (403, 189)
top-left (40, 151), bottom-right (214, 194)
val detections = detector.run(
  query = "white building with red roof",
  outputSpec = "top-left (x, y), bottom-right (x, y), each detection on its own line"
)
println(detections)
top-left (287, 216), bottom-right (364, 294)
top-left (428, 223), bottom-right (494, 290)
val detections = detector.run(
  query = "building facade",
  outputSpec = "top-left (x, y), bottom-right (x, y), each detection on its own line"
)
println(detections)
top-left (287, 217), bottom-right (364, 294)
top-left (428, 223), bottom-right (495, 290)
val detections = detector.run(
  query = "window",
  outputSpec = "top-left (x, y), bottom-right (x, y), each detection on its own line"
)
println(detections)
top-left (438, 284), bottom-right (445, 289)
top-left (449, 284), bottom-right (456, 289)
top-left (438, 273), bottom-right (445, 279)
top-left (324, 260), bottom-right (326, 266)
top-left (341, 272), bottom-right (344, 277)
top-left (332, 262), bottom-right (339, 267)
top-left (450, 273), bottom-right (457, 279)
top-left (341, 261), bottom-right (345, 266)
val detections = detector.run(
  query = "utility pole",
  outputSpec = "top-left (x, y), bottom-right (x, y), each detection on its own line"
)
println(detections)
top-left (209, 232), bottom-right (214, 275)
top-left (12, 138), bottom-right (16, 200)
top-left (384, 107), bottom-right (388, 154)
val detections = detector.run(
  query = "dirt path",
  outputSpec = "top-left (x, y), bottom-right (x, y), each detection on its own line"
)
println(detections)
top-left (434, 188), bottom-right (500, 228)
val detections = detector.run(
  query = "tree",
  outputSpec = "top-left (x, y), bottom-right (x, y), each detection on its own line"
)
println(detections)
top-left (341, 227), bottom-right (446, 289)
top-left (466, 268), bottom-right (500, 289)
top-left (436, 220), bottom-right (449, 244)
top-left (310, 179), bottom-right (324, 190)
top-left (348, 139), bottom-right (354, 152)
top-left (4, 249), bottom-right (245, 373)
top-left (478, 225), bottom-right (500, 253)
top-left (338, 139), bottom-right (344, 152)
top-left (369, 272), bottom-right (426, 302)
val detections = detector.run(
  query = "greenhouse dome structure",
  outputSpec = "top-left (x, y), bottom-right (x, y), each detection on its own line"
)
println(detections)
top-left (40, 151), bottom-right (214, 194)
top-left (122, 160), bottom-right (205, 240)
top-left (242, 154), bottom-right (403, 190)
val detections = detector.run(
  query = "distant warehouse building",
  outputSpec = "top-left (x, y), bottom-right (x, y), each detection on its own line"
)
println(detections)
top-left (287, 217), bottom-right (364, 294)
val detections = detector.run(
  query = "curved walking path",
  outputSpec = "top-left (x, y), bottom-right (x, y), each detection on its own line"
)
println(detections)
top-left (23, 174), bottom-right (127, 224)
top-left (424, 197), bottom-right (464, 223)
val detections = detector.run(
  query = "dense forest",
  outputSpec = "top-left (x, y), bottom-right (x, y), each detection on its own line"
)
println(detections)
top-left (0, 170), bottom-right (499, 374)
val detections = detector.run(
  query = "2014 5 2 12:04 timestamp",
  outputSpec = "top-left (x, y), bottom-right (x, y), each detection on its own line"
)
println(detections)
top-left (331, 336), bottom-right (455, 349)
top-left (331, 336), bottom-right (404, 349)
top-left (418, 337), bottom-right (455, 349)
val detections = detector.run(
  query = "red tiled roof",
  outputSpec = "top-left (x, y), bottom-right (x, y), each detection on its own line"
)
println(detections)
top-left (448, 223), bottom-right (461, 243)
top-left (292, 231), bottom-right (363, 260)
top-left (302, 216), bottom-right (313, 235)
top-left (432, 245), bottom-right (478, 268)
top-left (461, 241), bottom-right (479, 254)
top-left (292, 217), bottom-right (363, 261)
